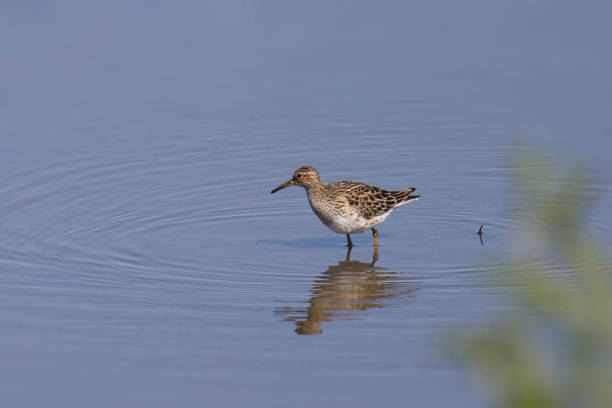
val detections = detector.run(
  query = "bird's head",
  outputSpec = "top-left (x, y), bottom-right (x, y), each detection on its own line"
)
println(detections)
top-left (271, 166), bottom-right (321, 193)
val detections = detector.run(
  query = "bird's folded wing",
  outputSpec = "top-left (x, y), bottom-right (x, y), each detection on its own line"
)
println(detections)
top-left (343, 183), bottom-right (400, 219)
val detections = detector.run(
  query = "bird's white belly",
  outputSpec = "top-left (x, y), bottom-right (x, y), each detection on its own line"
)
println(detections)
top-left (325, 215), bottom-right (370, 234)
top-left (314, 209), bottom-right (390, 234)
top-left (307, 191), bottom-right (392, 234)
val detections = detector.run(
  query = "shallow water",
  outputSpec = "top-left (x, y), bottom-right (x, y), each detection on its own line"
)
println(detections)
top-left (1, 1), bottom-right (611, 407)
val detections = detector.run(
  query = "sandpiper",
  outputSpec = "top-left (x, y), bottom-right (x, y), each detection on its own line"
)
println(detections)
top-left (271, 166), bottom-right (420, 248)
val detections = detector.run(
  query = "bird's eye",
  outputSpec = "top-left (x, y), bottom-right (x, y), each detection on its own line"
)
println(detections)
top-left (296, 174), bottom-right (302, 179)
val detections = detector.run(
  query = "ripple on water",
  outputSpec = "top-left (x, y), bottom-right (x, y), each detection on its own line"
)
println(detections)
top-left (1, 114), bottom-right (609, 335)
top-left (0, 144), bottom-right (307, 300)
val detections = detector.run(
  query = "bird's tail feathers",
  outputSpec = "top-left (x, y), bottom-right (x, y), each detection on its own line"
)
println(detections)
top-left (393, 188), bottom-right (420, 204)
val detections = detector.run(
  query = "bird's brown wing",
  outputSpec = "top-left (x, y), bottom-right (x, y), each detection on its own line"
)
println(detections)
top-left (339, 182), bottom-right (419, 219)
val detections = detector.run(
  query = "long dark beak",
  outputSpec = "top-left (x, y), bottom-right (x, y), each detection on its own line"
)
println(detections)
top-left (271, 179), bottom-right (294, 193)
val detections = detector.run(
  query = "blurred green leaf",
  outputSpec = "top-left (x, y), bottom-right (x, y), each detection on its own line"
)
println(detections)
top-left (459, 151), bottom-right (612, 408)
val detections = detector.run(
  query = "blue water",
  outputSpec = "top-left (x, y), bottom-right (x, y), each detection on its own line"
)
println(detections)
top-left (1, 1), bottom-right (611, 406)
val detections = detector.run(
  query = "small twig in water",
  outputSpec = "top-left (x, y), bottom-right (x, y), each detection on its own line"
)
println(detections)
top-left (475, 224), bottom-right (485, 246)
top-left (476, 224), bottom-right (485, 235)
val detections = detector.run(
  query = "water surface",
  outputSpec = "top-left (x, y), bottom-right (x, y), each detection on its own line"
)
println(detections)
top-left (1, 1), bottom-right (611, 406)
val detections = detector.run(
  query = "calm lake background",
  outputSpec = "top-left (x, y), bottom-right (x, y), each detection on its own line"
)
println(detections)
top-left (1, 1), bottom-right (611, 406)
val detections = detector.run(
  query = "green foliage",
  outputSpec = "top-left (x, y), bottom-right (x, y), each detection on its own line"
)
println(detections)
top-left (461, 152), bottom-right (612, 408)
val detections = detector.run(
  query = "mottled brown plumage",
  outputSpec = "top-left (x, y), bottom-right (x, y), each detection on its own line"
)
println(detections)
top-left (271, 166), bottom-right (420, 248)
top-left (340, 182), bottom-right (418, 219)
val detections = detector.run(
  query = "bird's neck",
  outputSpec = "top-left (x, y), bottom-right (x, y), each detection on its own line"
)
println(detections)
top-left (304, 182), bottom-right (325, 197)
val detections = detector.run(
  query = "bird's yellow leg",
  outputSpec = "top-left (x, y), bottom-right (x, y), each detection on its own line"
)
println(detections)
top-left (371, 246), bottom-right (379, 266)
top-left (371, 228), bottom-right (379, 248)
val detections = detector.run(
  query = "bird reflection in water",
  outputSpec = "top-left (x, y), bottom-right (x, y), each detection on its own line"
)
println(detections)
top-left (275, 247), bottom-right (414, 335)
